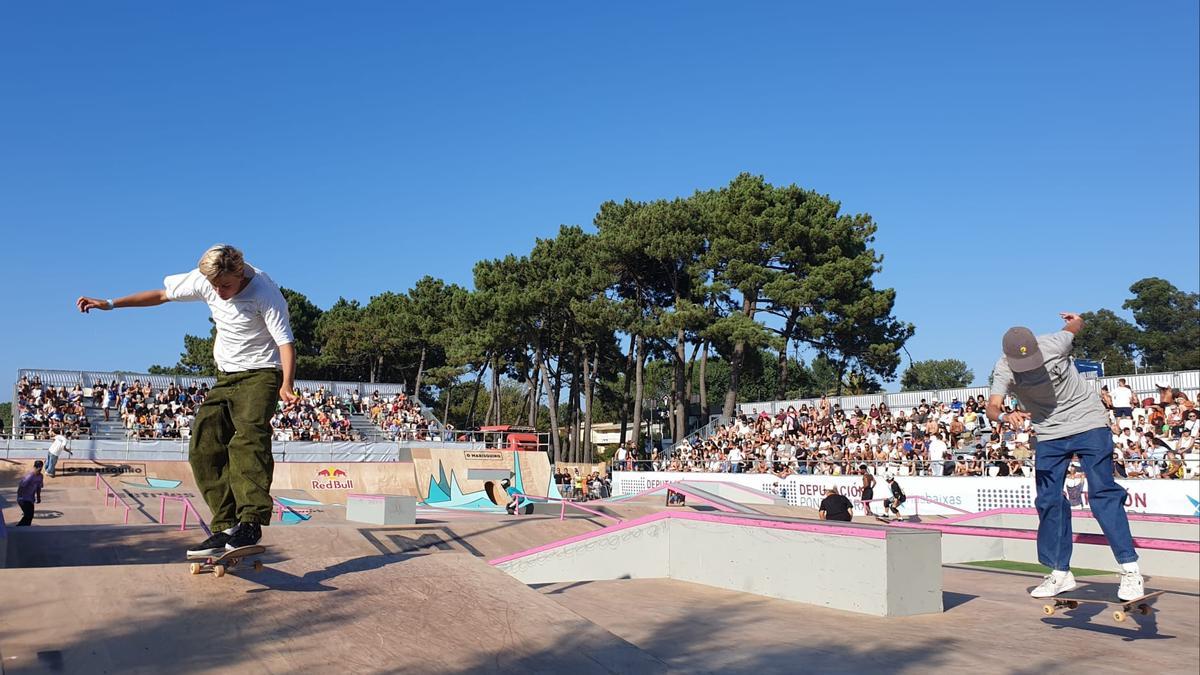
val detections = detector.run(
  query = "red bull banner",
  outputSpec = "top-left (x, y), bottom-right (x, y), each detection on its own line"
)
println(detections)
top-left (311, 466), bottom-right (354, 490)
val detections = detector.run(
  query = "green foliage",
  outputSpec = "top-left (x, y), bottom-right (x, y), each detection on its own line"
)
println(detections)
top-left (1073, 278), bottom-right (1199, 375)
top-left (1074, 309), bottom-right (1139, 375)
top-left (145, 173), bottom-right (920, 444)
top-left (900, 359), bottom-right (974, 391)
top-left (1123, 278), bottom-right (1199, 372)
top-left (0, 401), bottom-right (12, 431)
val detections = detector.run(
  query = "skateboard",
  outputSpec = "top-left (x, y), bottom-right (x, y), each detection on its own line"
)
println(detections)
top-left (188, 545), bottom-right (266, 578)
top-left (875, 515), bottom-right (906, 523)
top-left (1040, 590), bottom-right (1164, 622)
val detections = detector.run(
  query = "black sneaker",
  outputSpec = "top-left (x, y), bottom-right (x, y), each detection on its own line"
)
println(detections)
top-left (225, 522), bottom-right (262, 550)
top-left (187, 530), bottom-right (232, 557)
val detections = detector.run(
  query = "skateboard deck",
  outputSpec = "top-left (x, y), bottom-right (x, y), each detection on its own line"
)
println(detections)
top-left (1039, 589), bottom-right (1164, 622)
top-left (188, 545), bottom-right (266, 578)
top-left (875, 516), bottom-right (906, 523)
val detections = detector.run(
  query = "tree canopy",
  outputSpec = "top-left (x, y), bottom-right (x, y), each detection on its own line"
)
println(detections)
top-left (147, 173), bottom-right (980, 462)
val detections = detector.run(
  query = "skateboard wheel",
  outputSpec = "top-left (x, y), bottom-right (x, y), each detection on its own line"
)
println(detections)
top-left (189, 562), bottom-right (202, 575)
top-left (253, 560), bottom-right (263, 572)
top-left (1138, 605), bottom-right (1151, 616)
top-left (214, 564), bottom-right (226, 578)
top-left (1066, 601), bottom-right (1079, 609)
top-left (1042, 605), bottom-right (1054, 616)
top-left (1112, 610), bottom-right (1125, 622)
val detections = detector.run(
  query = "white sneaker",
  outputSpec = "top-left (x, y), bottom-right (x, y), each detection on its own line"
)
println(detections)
top-left (1118, 571), bottom-right (1145, 601)
top-left (1030, 571), bottom-right (1077, 598)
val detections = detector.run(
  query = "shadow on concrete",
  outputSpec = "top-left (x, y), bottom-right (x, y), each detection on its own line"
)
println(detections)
top-left (942, 591), bottom-right (977, 611)
top-left (244, 552), bottom-right (412, 593)
top-left (5, 526), bottom-right (197, 567)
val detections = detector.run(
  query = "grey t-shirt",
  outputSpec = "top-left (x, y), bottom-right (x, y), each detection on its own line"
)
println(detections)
top-left (989, 330), bottom-right (1110, 441)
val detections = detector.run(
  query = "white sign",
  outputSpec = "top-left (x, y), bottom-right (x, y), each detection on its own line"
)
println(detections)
top-left (612, 472), bottom-right (1200, 517)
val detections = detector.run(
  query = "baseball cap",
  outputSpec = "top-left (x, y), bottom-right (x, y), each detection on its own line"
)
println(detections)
top-left (1002, 326), bottom-right (1044, 372)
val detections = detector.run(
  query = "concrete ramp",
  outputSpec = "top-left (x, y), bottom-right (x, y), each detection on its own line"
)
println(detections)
top-left (0, 552), bottom-right (668, 674)
top-left (676, 480), bottom-right (787, 506)
top-left (493, 511), bottom-right (943, 617)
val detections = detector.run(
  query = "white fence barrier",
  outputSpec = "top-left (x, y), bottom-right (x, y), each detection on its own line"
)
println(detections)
top-left (612, 471), bottom-right (1200, 517)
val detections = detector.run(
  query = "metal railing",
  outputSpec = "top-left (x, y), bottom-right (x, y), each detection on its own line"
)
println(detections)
top-left (94, 473), bottom-right (133, 524)
top-left (158, 495), bottom-right (211, 535)
top-left (509, 491), bottom-right (622, 524)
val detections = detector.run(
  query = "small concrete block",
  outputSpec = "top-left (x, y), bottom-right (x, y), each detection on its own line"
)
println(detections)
top-left (347, 494), bottom-right (416, 525)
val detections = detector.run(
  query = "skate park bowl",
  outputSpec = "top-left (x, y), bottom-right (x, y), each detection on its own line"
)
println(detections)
top-left (492, 510), bottom-right (943, 617)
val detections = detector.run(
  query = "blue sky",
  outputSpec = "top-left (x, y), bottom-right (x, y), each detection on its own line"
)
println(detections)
top-left (1, 1), bottom-right (1197, 402)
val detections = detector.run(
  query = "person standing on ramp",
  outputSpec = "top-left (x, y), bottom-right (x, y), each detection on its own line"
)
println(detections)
top-left (76, 244), bottom-right (297, 555)
top-left (987, 313), bottom-right (1142, 600)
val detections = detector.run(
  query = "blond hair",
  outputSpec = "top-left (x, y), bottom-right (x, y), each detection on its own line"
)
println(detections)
top-left (198, 244), bottom-right (246, 281)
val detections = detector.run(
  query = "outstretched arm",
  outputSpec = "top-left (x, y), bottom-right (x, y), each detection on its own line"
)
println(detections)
top-left (1059, 312), bottom-right (1084, 335)
top-left (77, 290), bottom-right (169, 313)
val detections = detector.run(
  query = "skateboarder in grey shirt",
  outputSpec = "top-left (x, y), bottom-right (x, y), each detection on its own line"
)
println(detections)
top-left (986, 313), bottom-right (1142, 601)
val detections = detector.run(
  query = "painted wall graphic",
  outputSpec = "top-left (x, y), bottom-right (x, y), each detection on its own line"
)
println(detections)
top-left (121, 477), bottom-right (183, 490)
top-left (417, 450), bottom-right (563, 512)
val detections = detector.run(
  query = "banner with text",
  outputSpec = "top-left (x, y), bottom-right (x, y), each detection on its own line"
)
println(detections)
top-left (612, 472), bottom-right (1200, 517)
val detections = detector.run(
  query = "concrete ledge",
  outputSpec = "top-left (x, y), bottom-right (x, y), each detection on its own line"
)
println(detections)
top-left (493, 511), bottom-right (942, 617)
top-left (346, 494), bottom-right (416, 525)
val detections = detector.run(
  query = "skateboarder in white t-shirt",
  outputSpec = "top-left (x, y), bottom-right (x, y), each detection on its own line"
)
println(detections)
top-left (77, 244), bottom-right (299, 556)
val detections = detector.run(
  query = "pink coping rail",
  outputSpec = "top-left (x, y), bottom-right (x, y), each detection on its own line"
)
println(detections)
top-left (927, 507), bottom-right (1200, 526)
top-left (158, 495), bottom-right (211, 536)
top-left (94, 473), bottom-right (133, 524)
top-left (887, 520), bottom-right (1199, 554)
top-left (488, 510), bottom-right (886, 566)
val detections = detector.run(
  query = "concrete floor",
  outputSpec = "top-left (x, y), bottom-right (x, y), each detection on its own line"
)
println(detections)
top-left (2, 482), bottom-right (1197, 674)
top-left (537, 568), bottom-right (1200, 674)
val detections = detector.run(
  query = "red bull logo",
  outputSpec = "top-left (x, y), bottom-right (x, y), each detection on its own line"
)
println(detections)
top-left (312, 467), bottom-right (354, 490)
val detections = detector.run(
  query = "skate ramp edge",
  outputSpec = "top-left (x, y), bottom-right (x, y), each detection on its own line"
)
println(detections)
top-left (0, 552), bottom-right (669, 674)
top-left (678, 480), bottom-right (788, 506)
top-left (491, 511), bottom-right (943, 617)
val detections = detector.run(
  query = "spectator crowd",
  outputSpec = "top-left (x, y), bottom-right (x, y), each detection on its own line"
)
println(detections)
top-left (365, 391), bottom-right (439, 441)
top-left (13, 376), bottom-right (444, 443)
top-left (15, 375), bottom-right (92, 439)
top-left (631, 378), bottom-right (1198, 481)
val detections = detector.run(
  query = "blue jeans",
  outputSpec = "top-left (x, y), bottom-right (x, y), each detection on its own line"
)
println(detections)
top-left (1035, 427), bottom-right (1138, 570)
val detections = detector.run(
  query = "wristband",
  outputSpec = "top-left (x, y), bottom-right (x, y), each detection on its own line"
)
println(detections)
top-left (999, 412), bottom-right (1007, 424)
top-left (105, 299), bottom-right (114, 310)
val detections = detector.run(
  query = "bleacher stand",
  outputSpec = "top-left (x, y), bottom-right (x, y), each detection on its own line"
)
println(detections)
top-left (12, 369), bottom-right (443, 443)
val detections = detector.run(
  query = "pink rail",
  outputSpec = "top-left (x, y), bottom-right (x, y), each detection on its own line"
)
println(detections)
top-left (158, 495), bottom-right (211, 536)
top-left (890, 520), bottom-right (1200, 554)
top-left (929, 507), bottom-right (1200, 526)
top-left (94, 473), bottom-right (133, 524)
top-left (511, 492), bottom-right (622, 524)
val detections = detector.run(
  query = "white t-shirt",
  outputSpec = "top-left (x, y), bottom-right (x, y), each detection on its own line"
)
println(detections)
top-left (928, 437), bottom-right (949, 462)
top-left (48, 434), bottom-right (70, 456)
top-left (1111, 385), bottom-right (1134, 408)
top-left (164, 266), bottom-right (294, 373)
